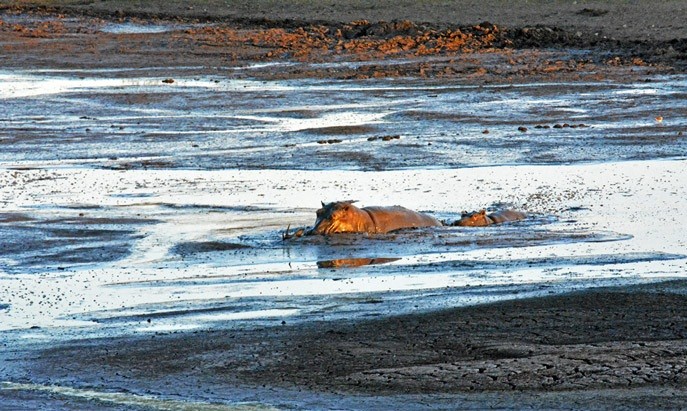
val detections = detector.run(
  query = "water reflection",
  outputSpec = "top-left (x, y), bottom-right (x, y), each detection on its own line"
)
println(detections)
top-left (317, 257), bottom-right (401, 269)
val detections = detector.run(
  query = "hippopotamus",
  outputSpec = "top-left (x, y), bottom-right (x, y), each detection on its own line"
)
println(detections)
top-left (283, 200), bottom-right (441, 239)
top-left (282, 201), bottom-right (526, 239)
top-left (452, 209), bottom-right (526, 227)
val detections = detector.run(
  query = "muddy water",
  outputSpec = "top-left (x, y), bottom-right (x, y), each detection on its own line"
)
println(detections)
top-left (1, 67), bottom-right (687, 407)
top-left (2, 69), bottom-right (685, 170)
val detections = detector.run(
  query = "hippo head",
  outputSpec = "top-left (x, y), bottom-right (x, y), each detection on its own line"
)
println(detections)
top-left (308, 200), bottom-right (362, 235)
top-left (455, 209), bottom-right (491, 227)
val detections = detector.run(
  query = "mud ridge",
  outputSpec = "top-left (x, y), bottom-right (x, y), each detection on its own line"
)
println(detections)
top-left (1, 3), bottom-right (686, 71)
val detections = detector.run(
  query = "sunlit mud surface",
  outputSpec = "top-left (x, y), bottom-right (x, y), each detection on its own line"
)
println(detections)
top-left (1, 67), bottom-right (687, 411)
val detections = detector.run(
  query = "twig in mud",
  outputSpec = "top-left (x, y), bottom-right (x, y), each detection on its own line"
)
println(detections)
top-left (282, 224), bottom-right (305, 240)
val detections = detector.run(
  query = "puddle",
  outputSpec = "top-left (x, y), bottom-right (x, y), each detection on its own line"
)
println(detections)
top-left (99, 22), bottom-right (181, 34)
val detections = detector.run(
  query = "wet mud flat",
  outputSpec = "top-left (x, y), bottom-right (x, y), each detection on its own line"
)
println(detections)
top-left (2, 161), bottom-right (687, 410)
top-left (1, 2), bottom-right (687, 410)
top-left (4, 281), bottom-right (687, 410)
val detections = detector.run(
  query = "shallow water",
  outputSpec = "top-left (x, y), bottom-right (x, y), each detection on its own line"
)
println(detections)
top-left (1, 69), bottom-right (685, 170)
top-left (1, 67), bottom-right (687, 409)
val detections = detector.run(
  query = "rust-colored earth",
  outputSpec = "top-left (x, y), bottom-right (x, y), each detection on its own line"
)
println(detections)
top-left (1, 1), bottom-right (684, 81)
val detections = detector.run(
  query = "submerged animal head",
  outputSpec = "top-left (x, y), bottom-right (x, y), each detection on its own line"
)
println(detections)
top-left (455, 209), bottom-right (491, 227)
top-left (308, 200), bottom-right (364, 235)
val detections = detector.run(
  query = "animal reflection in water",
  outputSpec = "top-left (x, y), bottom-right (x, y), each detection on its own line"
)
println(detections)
top-left (317, 257), bottom-right (401, 268)
top-left (282, 201), bottom-right (526, 239)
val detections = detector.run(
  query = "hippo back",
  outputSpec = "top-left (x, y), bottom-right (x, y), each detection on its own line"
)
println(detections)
top-left (488, 210), bottom-right (526, 224)
top-left (362, 206), bottom-right (442, 233)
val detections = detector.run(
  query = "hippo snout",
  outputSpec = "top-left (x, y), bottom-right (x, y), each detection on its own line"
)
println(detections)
top-left (308, 219), bottom-right (329, 235)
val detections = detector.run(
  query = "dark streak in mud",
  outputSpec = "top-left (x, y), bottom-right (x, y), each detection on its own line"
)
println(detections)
top-left (299, 125), bottom-right (377, 135)
top-left (86, 304), bottom-right (258, 324)
top-left (426, 252), bottom-right (685, 272)
top-left (156, 203), bottom-right (273, 213)
top-left (173, 241), bottom-right (252, 257)
top-left (0, 213), bottom-right (33, 223)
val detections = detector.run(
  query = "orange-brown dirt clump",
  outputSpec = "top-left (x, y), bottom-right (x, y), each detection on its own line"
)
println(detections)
top-left (0, 10), bottom-right (674, 83)
top-left (182, 20), bottom-right (504, 62)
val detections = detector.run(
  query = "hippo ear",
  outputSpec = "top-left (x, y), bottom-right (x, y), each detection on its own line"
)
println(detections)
top-left (479, 209), bottom-right (487, 215)
top-left (321, 201), bottom-right (326, 208)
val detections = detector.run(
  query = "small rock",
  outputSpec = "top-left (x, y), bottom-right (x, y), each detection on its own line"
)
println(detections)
top-left (162, 78), bottom-right (175, 84)
top-left (518, 126), bottom-right (528, 132)
top-left (577, 8), bottom-right (609, 17)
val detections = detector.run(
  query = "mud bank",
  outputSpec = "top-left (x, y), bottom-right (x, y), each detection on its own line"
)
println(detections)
top-left (1, 280), bottom-right (685, 410)
top-left (1, 1), bottom-right (686, 78)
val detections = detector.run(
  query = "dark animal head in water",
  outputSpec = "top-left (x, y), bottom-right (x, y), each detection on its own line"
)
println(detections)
top-left (309, 200), bottom-right (364, 235)
top-left (455, 209), bottom-right (492, 227)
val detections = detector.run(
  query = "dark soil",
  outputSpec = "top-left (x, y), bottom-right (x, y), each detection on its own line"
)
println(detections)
top-left (30, 281), bottom-right (687, 408)
top-left (0, 0), bottom-right (685, 77)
